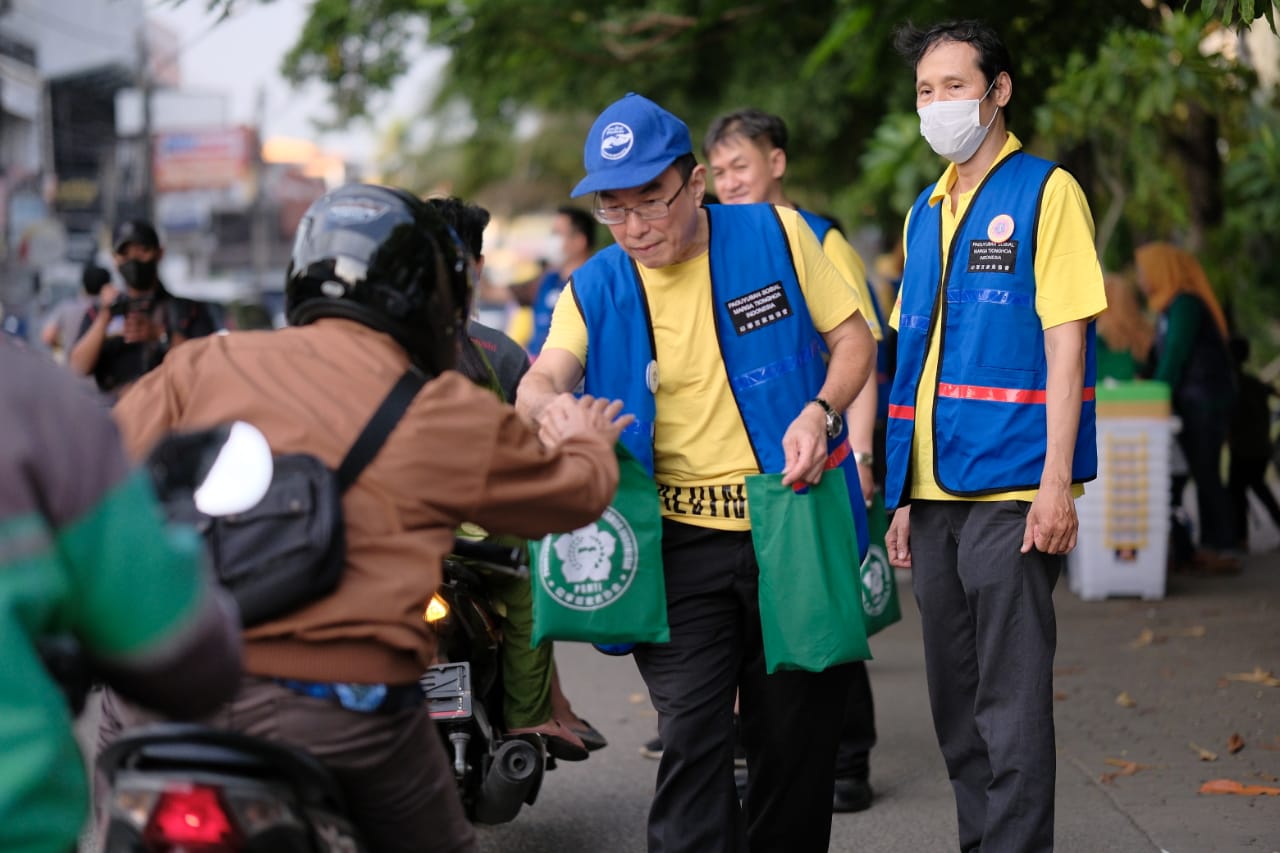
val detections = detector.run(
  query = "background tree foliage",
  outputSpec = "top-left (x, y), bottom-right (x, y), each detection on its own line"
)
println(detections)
top-left (206, 0), bottom-right (1280, 352)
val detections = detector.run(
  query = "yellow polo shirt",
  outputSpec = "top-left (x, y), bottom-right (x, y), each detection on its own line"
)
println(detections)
top-left (544, 206), bottom-right (860, 529)
top-left (818, 228), bottom-right (883, 343)
top-left (889, 134), bottom-right (1107, 502)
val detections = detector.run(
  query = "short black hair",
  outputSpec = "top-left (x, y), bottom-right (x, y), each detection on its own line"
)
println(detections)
top-left (556, 205), bottom-right (597, 250)
top-left (672, 152), bottom-right (698, 184)
top-left (703, 109), bottom-right (788, 158)
top-left (82, 263), bottom-right (110, 296)
top-left (426, 196), bottom-right (491, 262)
top-left (894, 19), bottom-right (1013, 94)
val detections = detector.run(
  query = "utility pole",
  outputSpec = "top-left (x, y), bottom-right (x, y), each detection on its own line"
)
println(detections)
top-left (137, 26), bottom-right (155, 224)
top-left (249, 86), bottom-right (269, 297)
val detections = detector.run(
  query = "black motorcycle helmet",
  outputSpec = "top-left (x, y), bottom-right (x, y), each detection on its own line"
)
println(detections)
top-left (285, 184), bottom-right (472, 375)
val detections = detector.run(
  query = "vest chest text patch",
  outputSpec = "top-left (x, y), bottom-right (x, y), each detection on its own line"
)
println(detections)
top-left (725, 282), bottom-right (793, 335)
top-left (967, 239), bottom-right (1019, 274)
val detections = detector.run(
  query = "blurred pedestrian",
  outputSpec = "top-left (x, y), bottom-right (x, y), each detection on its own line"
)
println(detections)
top-left (68, 220), bottom-right (217, 399)
top-left (41, 263), bottom-right (108, 360)
top-left (886, 20), bottom-right (1105, 853)
top-left (1226, 335), bottom-right (1280, 551)
top-left (513, 206), bottom-right (597, 357)
top-left (1096, 273), bottom-right (1153, 382)
top-left (1135, 241), bottom-right (1239, 571)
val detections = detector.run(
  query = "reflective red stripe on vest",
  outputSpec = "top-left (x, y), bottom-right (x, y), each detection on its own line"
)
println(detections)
top-left (826, 440), bottom-right (850, 470)
top-left (937, 383), bottom-right (1097, 404)
top-left (888, 404), bottom-right (915, 420)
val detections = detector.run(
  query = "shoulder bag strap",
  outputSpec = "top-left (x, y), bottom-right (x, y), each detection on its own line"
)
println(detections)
top-left (336, 368), bottom-right (427, 492)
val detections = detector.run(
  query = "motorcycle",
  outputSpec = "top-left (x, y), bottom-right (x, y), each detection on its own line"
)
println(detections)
top-left (94, 422), bottom-right (367, 852)
top-left (420, 538), bottom-right (550, 825)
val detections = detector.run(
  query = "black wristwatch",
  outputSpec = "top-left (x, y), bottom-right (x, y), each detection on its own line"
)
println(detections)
top-left (808, 397), bottom-right (843, 439)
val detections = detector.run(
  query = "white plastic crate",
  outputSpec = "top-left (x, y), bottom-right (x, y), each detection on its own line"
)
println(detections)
top-left (1069, 415), bottom-right (1173, 601)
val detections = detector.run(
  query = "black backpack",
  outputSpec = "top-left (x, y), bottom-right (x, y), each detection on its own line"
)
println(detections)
top-left (160, 370), bottom-right (425, 627)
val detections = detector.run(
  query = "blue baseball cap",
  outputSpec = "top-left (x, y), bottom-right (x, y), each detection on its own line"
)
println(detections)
top-left (571, 93), bottom-right (692, 198)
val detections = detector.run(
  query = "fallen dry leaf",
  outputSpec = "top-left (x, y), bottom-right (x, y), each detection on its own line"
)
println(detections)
top-left (1255, 771), bottom-right (1280, 783)
top-left (1227, 733), bottom-right (1245, 754)
top-left (1189, 742), bottom-right (1218, 761)
top-left (1054, 691), bottom-right (1068, 701)
top-left (1100, 757), bottom-right (1152, 785)
top-left (1116, 691), bottom-right (1138, 708)
top-left (1224, 667), bottom-right (1280, 687)
top-left (1199, 778), bottom-right (1280, 796)
top-left (1179, 625), bottom-right (1207, 638)
top-left (628, 693), bottom-right (648, 705)
top-left (1130, 628), bottom-right (1156, 649)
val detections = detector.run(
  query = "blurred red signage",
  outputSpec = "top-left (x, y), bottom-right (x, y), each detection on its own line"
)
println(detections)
top-left (154, 127), bottom-right (255, 192)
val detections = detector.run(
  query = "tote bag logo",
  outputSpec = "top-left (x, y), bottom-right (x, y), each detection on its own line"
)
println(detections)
top-left (538, 508), bottom-right (639, 611)
top-left (860, 544), bottom-right (894, 617)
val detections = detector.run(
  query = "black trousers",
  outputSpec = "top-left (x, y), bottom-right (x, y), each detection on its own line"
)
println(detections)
top-left (1229, 454), bottom-right (1280, 547)
top-left (633, 519), bottom-right (852, 853)
top-left (910, 500), bottom-right (1060, 853)
top-left (834, 661), bottom-right (876, 779)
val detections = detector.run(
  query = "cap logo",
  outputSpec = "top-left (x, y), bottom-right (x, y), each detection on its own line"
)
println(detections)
top-left (601, 121), bottom-right (634, 161)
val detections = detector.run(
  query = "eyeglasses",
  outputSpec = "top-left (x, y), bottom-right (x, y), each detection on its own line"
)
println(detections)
top-left (593, 174), bottom-right (690, 225)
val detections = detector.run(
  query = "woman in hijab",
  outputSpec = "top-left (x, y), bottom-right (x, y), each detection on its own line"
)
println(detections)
top-left (1135, 242), bottom-right (1239, 572)
top-left (1096, 273), bottom-right (1153, 381)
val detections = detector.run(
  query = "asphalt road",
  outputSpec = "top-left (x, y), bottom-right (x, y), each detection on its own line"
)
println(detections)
top-left (79, 549), bottom-right (1278, 852)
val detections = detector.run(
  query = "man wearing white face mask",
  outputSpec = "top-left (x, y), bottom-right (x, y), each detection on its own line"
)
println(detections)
top-left (522, 206), bottom-right (597, 356)
top-left (884, 20), bottom-right (1106, 853)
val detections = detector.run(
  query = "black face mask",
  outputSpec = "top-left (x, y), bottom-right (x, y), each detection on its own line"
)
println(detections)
top-left (119, 258), bottom-right (159, 292)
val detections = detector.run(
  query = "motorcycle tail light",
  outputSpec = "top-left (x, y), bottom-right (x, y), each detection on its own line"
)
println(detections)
top-left (143, 784), bottom-right (240, 849)
top-left (111, 786), bottom-right (159, 830)
top-left (223, 790), bottom-right (304, 834)
top-left (424, 593), bottom-right (450, 623)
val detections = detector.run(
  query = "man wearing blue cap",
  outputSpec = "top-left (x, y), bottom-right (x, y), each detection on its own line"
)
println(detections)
top-left (517, 93), bottom-right (877, 853)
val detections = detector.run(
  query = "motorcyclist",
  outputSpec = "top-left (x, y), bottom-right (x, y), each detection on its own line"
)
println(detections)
top-left (100, 183), bottom-right (628, 853)
top-left (0, 337), bottom-right (241, 853)
top-left (429, 195), bottom-right (599, 758)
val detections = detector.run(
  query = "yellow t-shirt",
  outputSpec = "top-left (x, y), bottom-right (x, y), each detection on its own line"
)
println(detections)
top-left (820, 228), bottom-right (883, 343)
top-left (889, 134), bottom-right (1107, 502)
top-left (544, 206), bottom-right (860, 529)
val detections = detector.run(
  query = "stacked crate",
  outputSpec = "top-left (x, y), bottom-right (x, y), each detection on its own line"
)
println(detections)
top-left (1068, 381), bottom-right (1173, 601)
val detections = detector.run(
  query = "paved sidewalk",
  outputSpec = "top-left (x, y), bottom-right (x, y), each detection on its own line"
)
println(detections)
top-left (834, 546), bottom-right (1279, 853)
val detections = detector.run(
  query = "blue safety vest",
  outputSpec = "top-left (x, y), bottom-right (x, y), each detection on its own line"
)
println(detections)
top-left (528, 270), bottom-right (566, 356)
top-left (885, 151), bottom-right (1097, 509)
top-left (572, 203), bottom-right (869, 559)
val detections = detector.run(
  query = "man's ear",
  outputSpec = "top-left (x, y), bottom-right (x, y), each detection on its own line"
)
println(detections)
top-left (689, 163), bottom-right (708, 205)
top-left (995, 71), bottom-right (1012, 108)
top-left (768, 147), bottom-right (787, 181)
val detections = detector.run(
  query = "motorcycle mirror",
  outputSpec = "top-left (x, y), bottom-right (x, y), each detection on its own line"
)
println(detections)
top-left (193, 421), bottom-right (273, 517)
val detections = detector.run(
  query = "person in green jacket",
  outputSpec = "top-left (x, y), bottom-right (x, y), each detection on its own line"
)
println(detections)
top-left (0, 338), bottom-right (241, 853)
top-left (1136, 242), bottom-right (1239, 571)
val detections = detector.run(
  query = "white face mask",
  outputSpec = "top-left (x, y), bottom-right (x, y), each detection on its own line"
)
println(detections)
top-left (917, 79), bottom-right (998, 164)
top-left (545, 234), bottom-right (567, 268)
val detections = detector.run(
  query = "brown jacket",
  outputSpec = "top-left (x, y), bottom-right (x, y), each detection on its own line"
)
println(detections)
top-left (113, 318), bottom-right (618, 684)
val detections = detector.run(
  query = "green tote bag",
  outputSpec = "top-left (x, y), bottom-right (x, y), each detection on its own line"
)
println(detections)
top-left (745, 473), bottom-right (871, 674)
top-left (530, 446), bottom-right (668, 648)
top-left (860, 490), bottom-right (902, 636)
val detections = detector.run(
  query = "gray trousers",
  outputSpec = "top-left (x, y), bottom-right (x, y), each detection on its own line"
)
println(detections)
top-left (910, 500), bottom-right (1060, 853)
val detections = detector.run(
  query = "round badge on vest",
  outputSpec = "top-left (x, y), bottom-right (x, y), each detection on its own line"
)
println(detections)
top-left (987, 214), bottom-right (1015, 243)
top-left (646, 359), bottom-right (659, 394)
